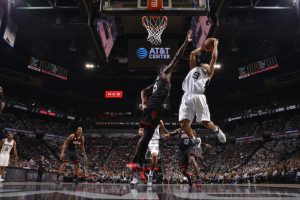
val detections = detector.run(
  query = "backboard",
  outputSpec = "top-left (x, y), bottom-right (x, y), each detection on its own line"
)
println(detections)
top-left (99, 0), bottom-right (210, 16)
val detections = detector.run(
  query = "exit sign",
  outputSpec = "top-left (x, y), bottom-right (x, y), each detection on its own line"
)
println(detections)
top-left (105, 91), bottom-right (123, 99)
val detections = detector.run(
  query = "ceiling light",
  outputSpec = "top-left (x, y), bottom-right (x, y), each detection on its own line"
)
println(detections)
top-left (215, 64), bottom-right (221, 69)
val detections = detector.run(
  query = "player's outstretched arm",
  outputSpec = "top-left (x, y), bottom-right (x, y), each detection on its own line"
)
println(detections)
top-left (159, 120), bottom-right (169, 135)
top-left (60, 134), bottom-right (73, 160)
top-left (140, 84), bottom-right (153, 110)
top-left (206, 39), bottom-right (219, 79)
top-left (163, 30), bottom-right (193, 76)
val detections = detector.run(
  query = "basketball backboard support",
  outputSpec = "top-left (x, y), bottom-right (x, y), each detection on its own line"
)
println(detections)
top-left (99, 0), bottom-right (210, 16)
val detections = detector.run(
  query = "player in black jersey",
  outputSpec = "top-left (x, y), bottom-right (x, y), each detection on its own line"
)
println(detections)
top-left (162, 125), bottom-right (211, 187)
top-left (56, 127), bottom-right (88, 182)
top-left (0, 86), bottom-right (5, 114)
top-left (127, 30), bottom-right (193, 182)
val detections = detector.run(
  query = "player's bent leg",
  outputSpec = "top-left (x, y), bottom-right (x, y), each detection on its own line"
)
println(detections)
top-left (73, 162), bottom-right (80, 181)
top-left (58, 163), bottom-right (67, 174)
top-left (180, 167), bottom-right (192, 187)
top-left (150, 152), bottom-right (158, 171)
top-left (56, 163), bottom-right (66, 182)
top-left (202, 121), bottom-right (226, 143)
top-left (148, 152), bottom-right (158, 187)
top-left (188, 155), bottom-right (201, 187)
top-left (180, 119), bottom-right (196, 142)
top-left (188, 155), bottom-right (200, 178)
top-left (132, 126), bottom-right (155, 165)
top-left (128, 127), bottom-right (155, 182)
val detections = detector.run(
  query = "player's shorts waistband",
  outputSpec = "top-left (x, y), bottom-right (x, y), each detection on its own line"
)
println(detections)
top-left (149, 139), bottom-right (159, 144)
top-left (183, 92), bottom-right (204, 95)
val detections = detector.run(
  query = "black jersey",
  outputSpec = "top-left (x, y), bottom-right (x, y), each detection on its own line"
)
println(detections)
top-left (179, 133), bottom-right (193, 152)
top-left (67, 134), bottom-right (82, 152)
top-left (147, 74), bottom-right (171, 109)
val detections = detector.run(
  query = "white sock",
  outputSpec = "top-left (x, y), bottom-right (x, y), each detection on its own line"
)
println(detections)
top-left (149, 170), bottom-right (153, 176)
top-left (213, 126), bottom-right (219, 132)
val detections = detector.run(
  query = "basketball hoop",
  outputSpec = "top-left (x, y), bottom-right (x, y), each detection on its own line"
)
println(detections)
top-left (142, 16), bottom-right (168, 45)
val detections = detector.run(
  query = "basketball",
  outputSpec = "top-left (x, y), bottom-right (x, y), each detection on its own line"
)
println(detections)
top-left (203, 38), bottom-right (215, 52)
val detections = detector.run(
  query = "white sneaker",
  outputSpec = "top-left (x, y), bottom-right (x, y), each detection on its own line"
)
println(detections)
top-left (215, 126), bottom-right (226, 143)
top-left (147, 174), bottom-right (153, 187)
top-left (0, 179), bottom-right (4, 182)
top-left (130, 177), bottom-right (142, 185)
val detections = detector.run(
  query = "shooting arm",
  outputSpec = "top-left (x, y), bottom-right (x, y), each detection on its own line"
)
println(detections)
top-left (206, 40), bottom-right (218, 79)
top-left (189, 47), bottom-right (203, 69)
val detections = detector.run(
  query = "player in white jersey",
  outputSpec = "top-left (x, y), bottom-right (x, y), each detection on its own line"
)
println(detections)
top-left (179, 38), bottom-right (226, 144)
top-left (131, 120), bottom-right (166, 186)
top-left (0, 132), bottom-right (18, 182)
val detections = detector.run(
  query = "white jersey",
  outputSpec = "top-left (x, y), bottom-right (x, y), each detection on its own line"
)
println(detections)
top-left (182, 67), bottom-right (209, 94)
top-left (1, 139), bottom-right (14, 155)
top-left (148, 125), bottom-right (160, 155)
top-left (150, 126), bottom-right (160, 142)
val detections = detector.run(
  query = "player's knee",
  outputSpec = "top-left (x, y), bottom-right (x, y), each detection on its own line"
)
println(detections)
top-left (180, 120), bottom-right (189, 130)
top-left (202, 120), bottom-right (213, 128)
top-left (151, 153), bottom-right (158, 159)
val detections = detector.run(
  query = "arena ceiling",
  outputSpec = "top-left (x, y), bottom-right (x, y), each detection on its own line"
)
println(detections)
top-left (0, 0), bottom-right (299, 112)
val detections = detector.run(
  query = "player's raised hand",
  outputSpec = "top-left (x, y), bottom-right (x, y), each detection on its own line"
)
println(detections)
top-left (187, 30), bottom-right (193, 42)
top-left (140, 103), bottom-right (147, 111)
top-left (159, 120), bottom-right (165, 127)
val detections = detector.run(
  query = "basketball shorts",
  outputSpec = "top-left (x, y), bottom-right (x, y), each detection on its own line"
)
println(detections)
top-left (0, 154), bottom-right (10, 167)
top-left (148, 140), bottom-right (159, 155)
top-left (179, 93), bottom-right (211, 123)
top-left (63, 150), bottom-right (79, 164)
top-left (140, 106), bottom-right (161, 129)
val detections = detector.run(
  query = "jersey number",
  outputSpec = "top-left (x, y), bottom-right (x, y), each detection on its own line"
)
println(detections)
top-left (184, 139), bottom-right (190, 145)
top-left (193, 72), bottom-right (200, 80)
top-left (153, 82), bottom-right (158, 93)
top-left (5, 147), bottom-right (9, 151)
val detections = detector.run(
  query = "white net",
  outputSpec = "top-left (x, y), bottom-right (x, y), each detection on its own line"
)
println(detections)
top-left (142, 16), bottom-right (168, 45)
